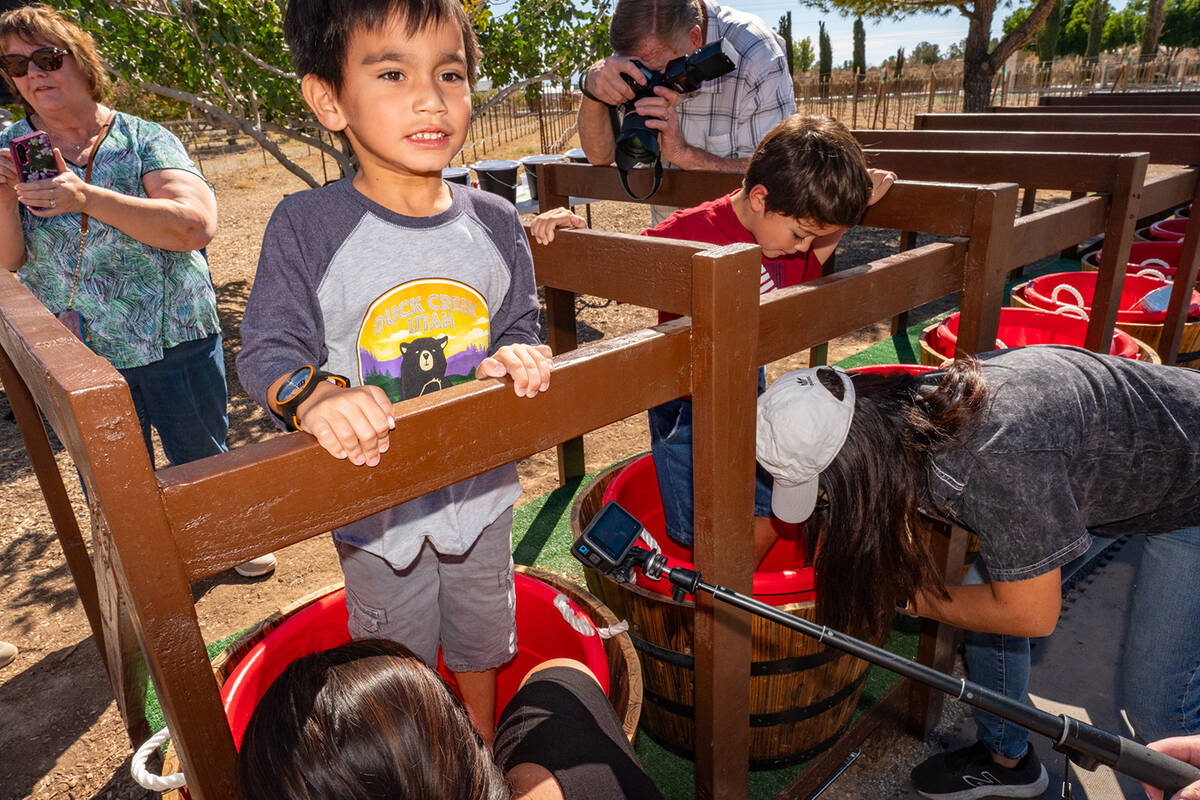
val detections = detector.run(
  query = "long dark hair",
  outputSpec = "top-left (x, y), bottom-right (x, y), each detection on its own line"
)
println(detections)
top-left (238, 638), bottom-right (509, 800)
top-left (810, 359), bottom-right (988, 640)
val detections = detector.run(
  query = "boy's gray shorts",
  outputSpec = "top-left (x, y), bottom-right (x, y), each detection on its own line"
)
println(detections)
top-left (335, 508), bottom-right (517, 673)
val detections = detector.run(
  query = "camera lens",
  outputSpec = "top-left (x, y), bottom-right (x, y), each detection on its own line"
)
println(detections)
top-left (615, 111), bottom-right (659, 167)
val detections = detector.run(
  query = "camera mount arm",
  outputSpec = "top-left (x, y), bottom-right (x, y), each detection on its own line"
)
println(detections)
top-left (623, 548), bottom-right (1200, 798)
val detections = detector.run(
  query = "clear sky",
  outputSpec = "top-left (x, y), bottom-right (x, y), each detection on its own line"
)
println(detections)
top-left (730, 0), bottom-right (994, 67)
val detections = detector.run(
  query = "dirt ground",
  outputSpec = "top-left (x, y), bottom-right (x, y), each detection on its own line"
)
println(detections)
top-left (0, 136), bottom-right (979, 800)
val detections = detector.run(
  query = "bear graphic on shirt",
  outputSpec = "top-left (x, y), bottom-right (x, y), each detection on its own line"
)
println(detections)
top-left (399, 336), bottom-right (449, 398)
top-left (357, 279), bottom-right (490, 403)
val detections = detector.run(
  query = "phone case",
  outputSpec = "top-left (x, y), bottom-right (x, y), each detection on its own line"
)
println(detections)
top-left (9, 130), bottom-right (57, 183)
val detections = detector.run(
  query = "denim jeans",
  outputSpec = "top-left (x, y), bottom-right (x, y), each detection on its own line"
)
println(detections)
top-left (965, 527), bottom-right (1200, 759)
top-left (117, 333), bottom-right (229, 466)
top-left (648, 366), bottom-right (773, 546)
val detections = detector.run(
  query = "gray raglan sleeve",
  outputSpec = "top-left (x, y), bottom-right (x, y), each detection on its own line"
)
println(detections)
top-left (235, 201), bottom-right (330, 423)
top-left (487, 208), bottom-right (542, 354)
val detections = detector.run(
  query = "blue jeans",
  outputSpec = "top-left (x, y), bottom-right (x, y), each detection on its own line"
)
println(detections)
top-left (648, 367), bottom-right (772, 546)
top-left (117, 333), bottom-right (229, 466)
top-left (965, 527), bottom-right (1200, 758)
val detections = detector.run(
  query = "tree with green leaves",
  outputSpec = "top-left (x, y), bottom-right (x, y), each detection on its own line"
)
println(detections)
top-left (912, 40), bottom-right (942, 64)
top-left (803, 0), bottom-right (1061, 111)
top-left (818, 21), bottom-right (833, 85)
top-left (1085, 0), bottom-right (1109, 57)
top-left (1056, 0), bottom-right (1091, 54)
top-left (1103, 0), bottom-right (1145, 49)
top-left (852, 17), bottom-right (866, 79)
top-left (778, 11), bottom-right (796, 75)
top-left (1160, 0), bottom-right (1200, 53)
top-left (59, 0), bottom-right (610, 187)
top-left (796, 36), bottom-right (817, 71)
top-left (1140, 0), bottom-right (1166, 58)
top-left (1038, 0), bottom-right (1064, 60)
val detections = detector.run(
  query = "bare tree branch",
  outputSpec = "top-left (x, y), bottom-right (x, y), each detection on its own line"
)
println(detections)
top-left (137, 77), bottom-right (323, 187)
top-left (260, 120), bottom-right (353, 174)
top-left (472, 69), bottom-right (563, 118)
top-left (988, 0), bottom-right (1059, 68)
top-left (235, 47), bottom-right (297, 80)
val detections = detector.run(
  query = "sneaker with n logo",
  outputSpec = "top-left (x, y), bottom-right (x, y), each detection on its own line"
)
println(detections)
top-left (911, 741), bottom-right (1049, 800)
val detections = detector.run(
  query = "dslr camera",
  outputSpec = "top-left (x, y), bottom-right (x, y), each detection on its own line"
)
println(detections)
top-left (609, 38), bottom-right (739, 198)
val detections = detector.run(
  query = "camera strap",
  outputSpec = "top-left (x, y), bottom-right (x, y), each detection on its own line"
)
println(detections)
top-left (616, 157), bottom-right (663, 202)
top-left (608, 104), bottom-right (664, 201)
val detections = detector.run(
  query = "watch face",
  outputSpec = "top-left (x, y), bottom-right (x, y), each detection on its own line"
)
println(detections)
top-left (277, 365), bottom-right (314, 404)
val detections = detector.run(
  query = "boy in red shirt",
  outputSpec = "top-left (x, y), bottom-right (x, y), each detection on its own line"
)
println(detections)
top-left (532, 114), bottom-right (894, 561)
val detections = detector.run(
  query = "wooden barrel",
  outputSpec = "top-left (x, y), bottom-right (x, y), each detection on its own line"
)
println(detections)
top-left (161, 566), bottom-right (641, 797)
top-left (571, 457), bottom-right (877, 770)
top-left (1010, 282), bottom-right (1200, 357)
top-left (919, 320), bottom-right (1162, 365)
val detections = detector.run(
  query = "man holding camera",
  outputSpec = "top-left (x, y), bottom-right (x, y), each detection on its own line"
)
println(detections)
top-left (577, 0), bottom-right (794, 223)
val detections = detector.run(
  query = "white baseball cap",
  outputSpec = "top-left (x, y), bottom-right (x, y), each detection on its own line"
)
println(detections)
top-left (756, 367), bottom-right (856, 523)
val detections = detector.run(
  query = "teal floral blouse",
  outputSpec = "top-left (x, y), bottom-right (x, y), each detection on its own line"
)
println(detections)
top-left (0, 112), bottom-right (220, 369)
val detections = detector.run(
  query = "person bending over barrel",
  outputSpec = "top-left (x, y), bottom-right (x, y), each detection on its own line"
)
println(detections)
top-left (754, 346), bottom-right (1200, 800)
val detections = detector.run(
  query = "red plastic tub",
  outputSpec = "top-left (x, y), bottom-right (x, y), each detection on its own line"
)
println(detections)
top-left (1018, 271), bottom-right (1200, 324)
top-left (1082, 240), bottom-right (1187, 284)
top-left (602, 364), bottom-right (936, 607)
top-left (1149, 217), bottom-right (1188, 242)
top-left (218, 572), bottom-right (610, 748)
top-left (927, 307), bottom-right (1141, 360)
top-left (601, 453), bottom-right (815, 605)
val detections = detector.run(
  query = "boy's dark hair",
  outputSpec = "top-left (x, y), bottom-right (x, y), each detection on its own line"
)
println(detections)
top-left (743, 114), bottom-right (873, 228)
top-left (283, 0), bottom-right (481, 90)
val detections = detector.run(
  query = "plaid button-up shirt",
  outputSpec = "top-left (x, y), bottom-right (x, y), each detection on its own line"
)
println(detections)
top-left (651, 0), bottom-right (796, 223)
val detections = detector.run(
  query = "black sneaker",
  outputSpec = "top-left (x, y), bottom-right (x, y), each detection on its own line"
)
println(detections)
top-left (911, 741), bottom-right (1049, 800)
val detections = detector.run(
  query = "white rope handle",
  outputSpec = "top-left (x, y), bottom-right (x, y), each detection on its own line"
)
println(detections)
top-left (638, 528), bottom-right (659, 552)
top-left (995, 338), bottom-right (1008, 350)
top-left (1050, 283), bottom-right (1086, 308)
top-left (1054, 304), bottom-right (1090, 320)
top-left (553, 593), bottom-right (629, 639)
top-left (1138, 258), bottom-right (1172, 271)
top-left (131, 727), bottom-right (187, 792)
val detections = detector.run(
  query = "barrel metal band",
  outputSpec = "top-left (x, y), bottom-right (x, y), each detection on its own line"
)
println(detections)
top-left (639, 671), bottom-right (869, 728)
top-left (640, 720), bottom-right (857, 770)
top-left (630, 634), bottom-right (844, 674)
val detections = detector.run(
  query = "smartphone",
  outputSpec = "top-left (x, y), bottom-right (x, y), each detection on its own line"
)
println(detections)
top-left (9, 131), bottom-right (57, 183)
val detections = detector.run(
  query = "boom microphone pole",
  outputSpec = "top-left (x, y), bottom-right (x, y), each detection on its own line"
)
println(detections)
top-left (631, 546), bottom-right (1200, 798)
top-left (571, 501), bottom-right (1200, 797)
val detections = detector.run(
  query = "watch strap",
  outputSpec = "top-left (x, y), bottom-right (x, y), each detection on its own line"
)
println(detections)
top-left (279, 368), bottom-right (349, 431)
top-left (578, 69), bottom-right (604, 104)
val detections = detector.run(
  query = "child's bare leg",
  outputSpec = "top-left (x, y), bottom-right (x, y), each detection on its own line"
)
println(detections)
top-left (454, 667), bottom-right (497, 747)
top-left (754, 516), bottom-right (799, 566)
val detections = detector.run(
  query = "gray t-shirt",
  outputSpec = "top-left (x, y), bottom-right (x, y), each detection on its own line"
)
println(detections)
top-left (238, 179), bottom-right (541, 569)
top-left (921, 346), bottom-right (1200, 581)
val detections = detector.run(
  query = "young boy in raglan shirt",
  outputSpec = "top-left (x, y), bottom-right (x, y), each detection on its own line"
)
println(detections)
top-left (237, 0), bottom-right (552, 744)
top-left (533, 114), bottom-right (893, 563)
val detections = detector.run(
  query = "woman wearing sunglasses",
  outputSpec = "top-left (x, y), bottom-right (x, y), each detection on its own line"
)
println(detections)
top-left (0, 4), bottom-right (274, 577)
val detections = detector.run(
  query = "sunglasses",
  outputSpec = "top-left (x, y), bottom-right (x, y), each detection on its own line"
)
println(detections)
top-left (1, 47), bottom-right (68, 78)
